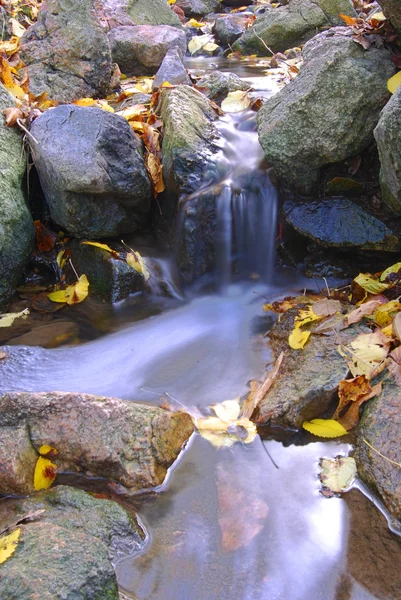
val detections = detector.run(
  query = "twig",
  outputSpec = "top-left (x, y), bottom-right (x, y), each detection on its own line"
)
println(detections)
top-left (68, 259), bottom-right (79, 281)
top-left (261, 439), bottom-right (279, 469)
top-left (241, 352), bottom-right (284, 419)
top-left (363, 438), bottom-right (401, 468)
top-left (17, 119), bottom-right (38, 145)
top-left (323, 277), bottom-right (331, 298)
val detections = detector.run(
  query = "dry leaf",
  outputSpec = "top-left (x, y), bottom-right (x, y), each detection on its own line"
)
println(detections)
top-left (312, 299), bottom-right (342, 317)
top-left (320, 457), bottom-right (357, 493)
top-left (343, 297), bottom-right (387, 327)
top-left (352, 273), bottom-right (389, 295)
top-left (33, 457), bottom-right (57, 491)
top-left (338, 383), bottom-right (382, 430)
top-left (48, 274), bottom-right (89, 305)
top-left (373, 300), bottom-right (401, 326)
top-left (302, 419), bottom-right (348, 438)
top-left (340, 330), bottom-right (390, 378)
top-left (0, 308), bottom-right (29, 328)
top-left (34, 220), bottom-right (57, 252)
top-left (393, 312), bottom-right (401, 342)
top-left (333, 375), bottom-right (371, 419)
top-left (241, 352), bottom-right (283, 419)
top-left (126, 251), bottom-right (150, 282)
top-left (0, 529), bottom-right (20, 565)
top-left (3, 106), bottom-right (23, 127)
top-left (221, 90), bottom-right (251, 113)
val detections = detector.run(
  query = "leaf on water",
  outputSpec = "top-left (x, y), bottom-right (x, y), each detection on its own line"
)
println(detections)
top-left (288, 327), bottom-right (310, 349)
top-left (126, 251), bottom-right (150, 282)
top-left (194, 399), bottom-right (257, 447)
top-left (0, 529), bottom-right (20, 565)
top-left (338, 383), bottom-right (382, 431)
top-left (48, 274), bottom-right (89, 305)
top-left (343, 296), bottom-right (387, 327)
top-left (302, 419), bottom-right (348, 438)
top-left (211, 399), bottom-right (241, 423)
top-left (320, 457), bottom-right (357, 493)
top-left (352, 273), bottom-right (389, 295)
top-left (0, 308), bottom-right (29, 328)
top-left (221, 90), bottom-right (251, 113)
top-left (312, 299), bottom-right (342, 317)
top-left (33, 456), bottom-right (57, 491)
top-left (388, 72), bottom-right (401, 95)
top-left (333, 375), bottom-right (371, 420)
top-left (241, 352), bottom-right (284, 419)
top-left (374, 300), bottom-right (401, 326)
top-left (81, 241), bottom-right (119, 258)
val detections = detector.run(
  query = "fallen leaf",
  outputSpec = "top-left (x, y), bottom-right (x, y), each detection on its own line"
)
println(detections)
top-left (388, 71), bottom-right (401, 95)
top-left (339, 13), bottom-right (359, 26)
top-left (0, 308), bottom-right (29, 328)
top-left (81, 241), bottom-right (120, 258)
top-left (34, 456), bottom-right (57, 491)
top-left (320, 457), bottom-right (357, 493)
top-left (288, 328), bottom-right (310, 349)
top-left (380, 261), bottom-right (401, 282)
top-left (38, 444), bottom-right (58, 457)
top-left (345, 330), bottom-right (390, 378)
top-left (221, 90), bottom-right (251, 113)
top-left (34, 220), bottom-right (57, 252)
top-left (145, 151), bottom-right (165, 195)
top-left (343, 296), bottom-right (387, 327)
top-left (0, 529), bottom-right (20, 564)
top-left (393, 312), bottom-right (401, 342)
top-left (194, 399), bottom-right (257, 447)
top-left (333, 375), bottom-right (371, 420)
top-left (338, 383), bottom-right (382, 430)
top-left (3, 106), bottom-right (23, 126)
top-left (295, 305), bottom-right (324, 327)
top-left (302, 419), bottom-right (348, 438)
top-left (312, 299), bottom-right (342, 317)
top-left (241, 352), bottom-right (284, 419)
top-left (48, 274), bottom-right (89, 305)
top-left (186, 18), bottom-right (205, 27)
top-left (352, 273), bottom-right (389, 295)
top-left (0, 55), bottom-right (25, 99)
top-left (0, 511), bottom-right (45, 537)
top-left (10, 17), bottom-right (25, 38)
top-left (0, 351), bottom-right (7, 360)
top-left (126, 251), bottom-right (150, 282)
top-left (188, 34), bottom-right (213, 55)
top-left (373, 300), bottom-right (401, 326)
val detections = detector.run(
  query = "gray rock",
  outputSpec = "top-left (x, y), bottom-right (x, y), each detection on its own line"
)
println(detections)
top-left (0, 391), bottom-right (194, 495)
top-left (175, 0), bottom-right (221, 16)
top-left (158, 85), bottom-right (221, 196)
top-left (255, 308), bottom-right (369, 428)
top-left (128, 0), bottom-right (182, 26)
top-left (374, 86), bottom-right (401, 214)
top-left (233, 0), bottom-right (357, 55)
top-left (355, 373), bottom-right (401, 522)
top-left (377, 0), bottom-right (401, 34)
top-left (283, 197), bottom-right (399, 251)
top-left (257, 29), bottom-right (395, 192)
top-left (109, 24), bottom-right (187, 76)
top-left (153, 47), bottom-right (192, 90)
top-left (196, 70), bottom-right (248, 103)
top-left (20, 0), bottom-right (113, 103)
top-left (30, 105), bottom-right (152, 239)
top-left (0, 6), bottom-right (10, 40)
top-left (0, 522), bottom-right (119, 599)
top-left (69, 239), bottom-right (144, 302)
top-left (213, 15), bottom-right (247, 47)
top-left (0, 85), bottom-right (34, 308)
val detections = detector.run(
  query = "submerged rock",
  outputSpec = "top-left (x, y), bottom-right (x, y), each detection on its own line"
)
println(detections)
top-left (0, 391), bottom-right (194, 495)
top-left (233, 0), bottom-right (356, 55)
top-left (196, 70), bottom-right (248, 103)
top-left (20, 0), bottom-right (113, 102)
top-left (109, 24), bottom-right (187, 76)
top-left (355, 374), bottom-right (401, 523)
top-left (153, 47), bottom-right (192, 90)
top-left (374, 86), bottom-right (401, 214)
top-left (283, 198), bottom-right (399, 251)
top-left (255, 309), bottom-right (369, 428)
top-left (213, 15), bottom-right (247, 47)
top-left (257, 28), bottom-right (395, 192)
top-left (30, 105), bottom-right (152, 238)
top-left (0, 85), bottom-right (34, 308)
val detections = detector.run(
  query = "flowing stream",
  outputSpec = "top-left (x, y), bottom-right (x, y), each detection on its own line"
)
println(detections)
top-left (2, 58), bottom-right (401, 599)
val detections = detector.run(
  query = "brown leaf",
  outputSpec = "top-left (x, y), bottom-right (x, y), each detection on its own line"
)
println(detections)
top-left (338, 383), bottom-right (382, 431)
top-left (339, 13), bottom-right (359, 26)
top-left (333, 375), bottom-right (371, 420)
top-left (353, 34), bottom-right (371, 50)
top-left (393, 312), bottom-right (401, 342)
top-left (34, 220), bottom-right (57, 252)
top-left (0, 351), bottom-right (7, 361)
top-left (241, 352), bottom-right (284, 419)
top-left (31, 292), bottom-right (65, 314)
top-left (343, 296), bottom-right (387, 327)
top-left (312, 299), bottom-right (342, 317)
top-left (2, 106), bottom-right (23, 127)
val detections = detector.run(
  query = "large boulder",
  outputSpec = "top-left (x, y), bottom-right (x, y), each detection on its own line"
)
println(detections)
top-left (128, 0), bottom-right (182, 26)
top-left (283, 198), bottom-right (399, 251)
top-left (233, 0), bottom-right (357, 55)
top-left (355, 374), bottom-right (401, 523)
top-left (0, 391), bottom-right (194, 495)
top-left (175, 0), bottom-right (221, 16)
top-left (257, 28), bottom-right (395, 193)
top-left (377, 0), bottom-right (401, 35)
top-left (20, 0), bottom-right (113, 103)
top-left (153, 47), bottom-right (192, 90)
top-left (374, 86), bottom-right (401, 214)
top-left (108, 24), bottom-right (187, 76)
top-left (30, 105), bottom-right (152, 238)
top-left (0, 85), bottom-right (34, 308)
top-left (213, 15), bottom-right (247, 47)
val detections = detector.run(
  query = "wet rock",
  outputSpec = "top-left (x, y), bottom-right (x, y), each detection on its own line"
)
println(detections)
top-left (69, 239), bottom-right (144, 302)
top-left (257, 28), bottom-right (395, 192)
top-left (283, 198), bottom-right (399, 251)
top-left (233, 0), bottom-right (357, 55)
top-left (355, 373), bottom-right (401, 522)
top-left (0, 522), bottom-right (119, 599)
top-left (158, 85), bottom-right (221, 196)
top-left (175, 0), bottom-right (221, 16)
top-left (127, 0), bottom-right (182, 26)
top-left (374, 86), bottom-right (401, 214)
top-left (0, 85), bottom-right (34, 308)
top-left (153, 47), bottom-right (192, 90)
top-left (255, 309), bottom-right (369, 428)
top-left (30, 105), bottom-right (152, 239)
top-left (20, 0), bottom-right (113, 103)
top-left (377, 0), bottom-right (401, 35)
top-left (0, 7), bottom-right (10, 39)
top-left (7, 320), bottom-right (80, 348)
top-left (109, 24), bottom-right (187, 76)
top-left (223, 0), bottom-right (253, 5)
top-left (213, 15), bottom-right (247, 47)
top-left (0, 391), bottom-right (194, 495)
top-left (196, 70), bottom-right (248, 103)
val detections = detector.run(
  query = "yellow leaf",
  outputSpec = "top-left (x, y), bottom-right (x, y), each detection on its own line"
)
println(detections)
top-left (353, 273), bottom-right (389, 295)
top-left (116, 104), bottom-right (148, 121)
top-left (161, 81), bottom-right (174, 88)
top-left (373, 300), bottom-right (401, 326)
top-left (0, 308), bottom-right (29, 328)
top-left (302, 419), bottom-right (348, 438)
top-left (388, 71), bottom-right (401, 95)
top-left (221, 90), bottom-right (251, 113)
top-left (0, 55), bottom-right (25, 99)
top-left (126, 251), bottom-right (150, 282)
top-left (194, 399), bottom-right (257, 447)
top-left (187, 18), bottom-right (205, 27)
top-left (56, 250), bottom-right (66, 269)
top-left (295, 305), bottom-right (323, 328)
top-left (145, 152), bottom-right (165, 195)
top-left (0, 529), bottom-right (20, 564)
top-left (48, 274), bottom-right (89, 305)
top-left (211, 399), bottom-right (241, 422)
top-left (168, 0), bottom-right (176, 4)
top-left (341, 330), bottom-right (390, 378)
top-left (379, 261), bottom-right (401, 282)
top-left (320, 457), bottom-right (357, 492)
top-left (33, 456), bottom-right (57, 491)
top-left (0, 36), bottom-right (20, 56)
top-left (10, 17), bottom-right (25, 38)
top-left (81, 241), bottom-right (119, 258)
top-left (38, 444), bottom-right (58, 457)
top-left (74, 98), bottom-right (97, 106)
top-left (98, 99), bottom-right (114, 113)
top-left (381, 323), bottom-right (393, 337)
top-left (288, 327), bottom-right (310, 349)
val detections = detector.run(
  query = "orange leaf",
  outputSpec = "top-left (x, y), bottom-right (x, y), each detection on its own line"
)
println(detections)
top-left (333, 375), bottom-right (371, 419)
top-left (34, 220), bottom-right (57, 252)
top-left (339, 13), bottom-right (358, 26)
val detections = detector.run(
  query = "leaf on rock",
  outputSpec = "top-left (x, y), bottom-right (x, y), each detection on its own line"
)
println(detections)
top-left (380, 261), bottom-right (401, 282)
top-left (126, 251), bottom-right (150, 282)
top-left (295, 305), bottom-right (324, 327)
top-left (0, 55), bottom-right (25, 99)
top-left (188, 34), bottom-right (214, 55)
top-left (81, 241), bottom-right (119, 258)
top-left (0, 308), bottom-right (29, 328)
top-left (343, 297), bottom-right (387, 327)
top-left (3, 106), bottom-right (23, 127)
top-left (145, 152), bottom-right (165, 196)
top-left (320, 457), bottom-right (357, 493)
top-left (0, 529), bottom-right (21, 565)
top-left (48, 274), bottom-right (89, 305)
top-left (34, 220), bottom-right (57, 252)
top-left (388, 72), bottom-right (401, 95)
top-left (186, 18), bottom-right (205, 27)
top-left (333, 375), bottom-right (371, 420)
top-left (289, 327), bottom-right (310, 349)
top-left (34, 456), bottom-right (57, 491)
top-left (303, 419), bottom-right (348, 438)
top-left (346, 331), bottom-right (390, 378)
top-left (221, 90), bottom-right (251, 113)
top-left (374, 300), bottom-right (401, 326)
top-left (312, 299), bottom-right (342, 317)
top-left (339, 13), bottom-right (359, 26)
top-left (352, 273), bottom-right (389, 295)
top-left (338, 383), bottom-right (382, 431)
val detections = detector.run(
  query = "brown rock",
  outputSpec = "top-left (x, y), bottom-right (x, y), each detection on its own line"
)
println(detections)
top-left (7, 320), bottom-right (79, 348)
